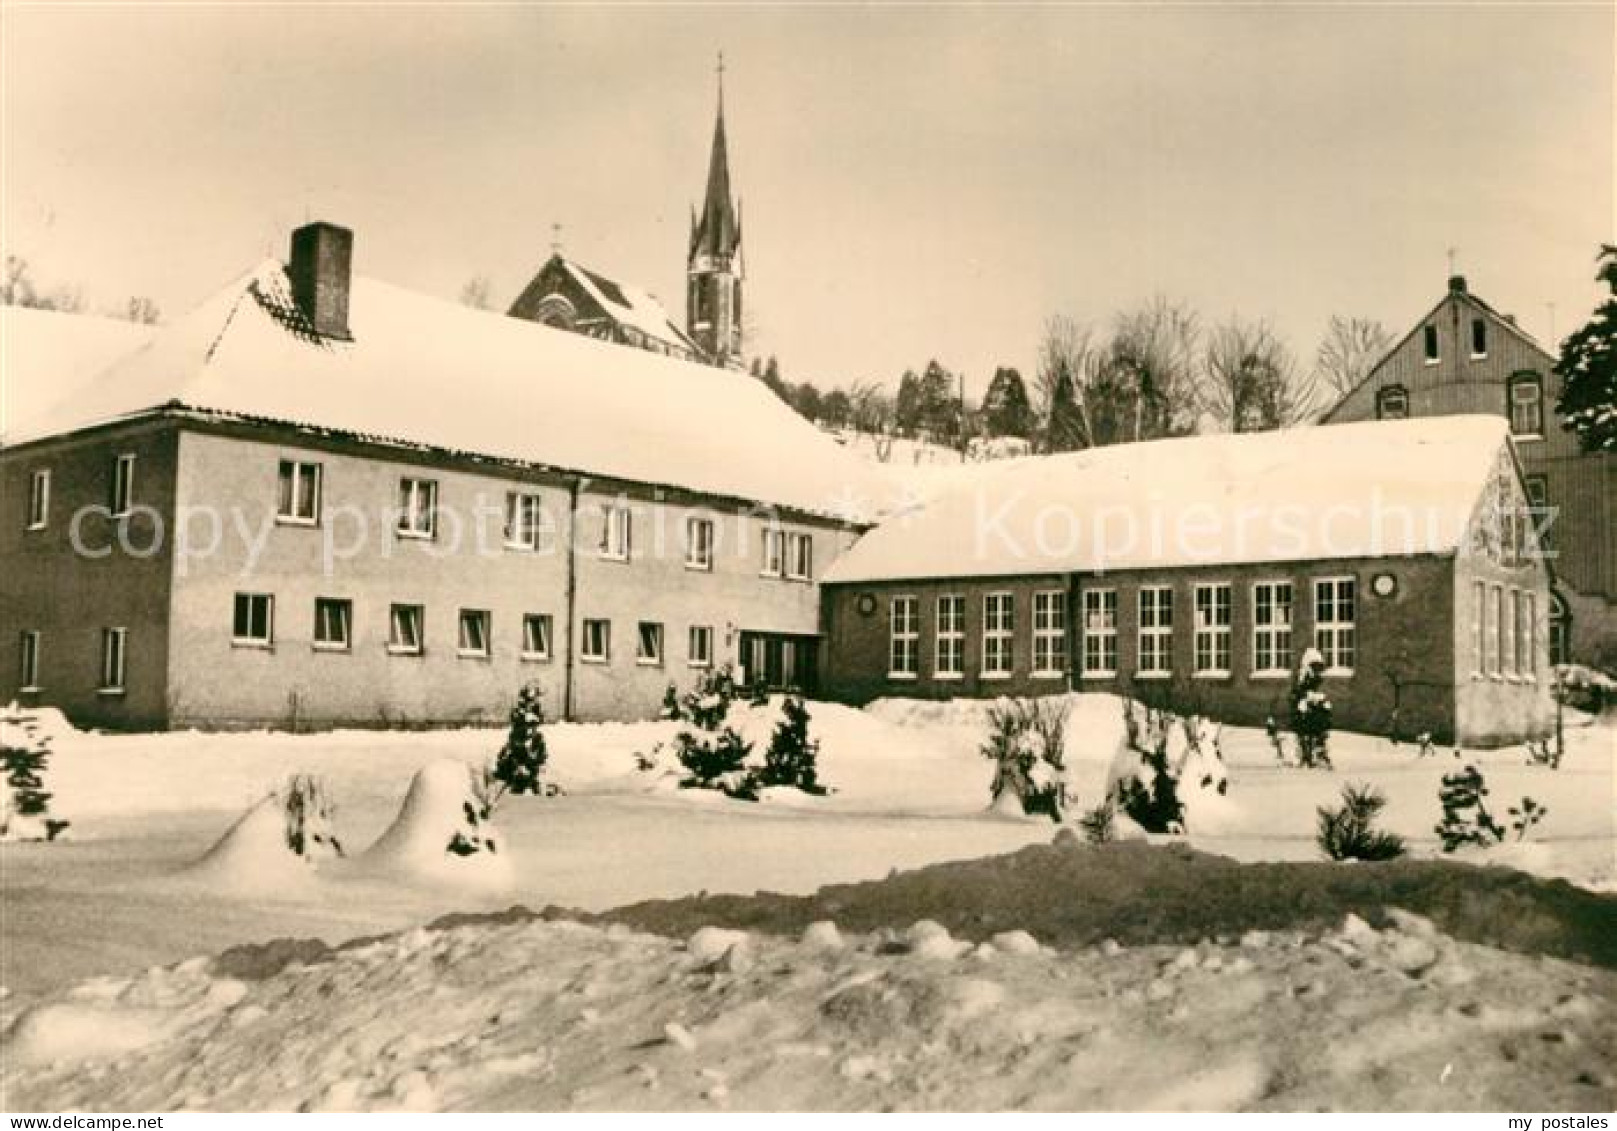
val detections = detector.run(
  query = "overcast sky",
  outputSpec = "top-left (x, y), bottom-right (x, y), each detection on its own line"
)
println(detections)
top-left (3, 4), bottom-right (1610, 398)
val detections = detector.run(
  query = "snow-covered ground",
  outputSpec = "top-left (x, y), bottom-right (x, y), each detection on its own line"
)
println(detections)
top-left (1, 694), bottom-right (1612, 1109)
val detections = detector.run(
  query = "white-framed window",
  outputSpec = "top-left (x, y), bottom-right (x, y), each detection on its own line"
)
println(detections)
top-left (277, 460), bottom-right (322, 525)
top-left (111, 454), bottom-right (136, 517)
top-left (1483, 583), bottom-right (1500, 676)
top-left (1138, 585), bottom-right (1173, 677)
top-left (18, 631), bottom-right (41, 691)
top-left (1252, 581), bottom-right (1293, 676)
top-left (983, 592), bottom-right (1015, 679)
top-left (760, 527), bottom-right (786, 577)
top-left (388, 604), bottom-right (424, 655)
top-left (1080, 588), bottom-right (1117, 677)
top-left (935, 595), bottom-right (965, 679)
top-left (1523, 592), bottom-right (1538, 679)
top-left (26, 469), bottom-right (49, 530)
top-left (232, 592), bottom-right (274, 647)
top-left (521, 614), bottom-right (552, 661)
top-left (1509, 588), bottom-right (1525, 677)
top-left (1193, 583), bottom-right (1232, 676)
top-left (1422, 324), bottom-right (1439, 364)
top-left (582, 618), bottom-right (611, 663)
top-left (99, 627), bottom-right (127, 693)
top-left (1471, 317), bottom-right (1487, 359)
top-left (1496, 585), bottom-right (1512, 677)
top-left (684, 516), bottom-right (715, 571)
top-left (1375, 386), bottom-right (1408, 421)
top-left (688, 624), bottom-right (713, 668)
top-left (313, 598), bottom-right (351, 651)
top-left (505, 492), bottom-right (546, 550)
top-left (1033, 591), bottom-right (1067, 678)
top-left (785, 532), bottom-right (814, 581)
top-left (1314, 577), bottom-right (1356, 673)
top-left (458, 609), bottom-right (491, 658)
top-left (1472, 580), bottom-right (1487, 676)
top-left (1508, 374), bottom-right (1543, 438)
top-left (396, 478), bottom-right (437, 539)
top-left (600, 503), bottom-right (632, 561)
top-left (637, 622), bottom-right (664, 666)
top-left (889, 595), bottom-right (919, 679)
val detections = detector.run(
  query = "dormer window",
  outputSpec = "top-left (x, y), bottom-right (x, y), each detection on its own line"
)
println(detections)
top-left (1471, 318), bottom-right (1487, 358)
top-left (1376, 385), bottom-right (1409, 420)
top-left (1508, 374), bottom-right (1543, 438)
top-left (1422, 325), bottom-right (1439, 364)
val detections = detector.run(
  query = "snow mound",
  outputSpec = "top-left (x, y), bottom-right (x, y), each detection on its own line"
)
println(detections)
top-left (356, 761), bottom-right (513, 891)
top-left (4, 1001), bottom-right (170, 1068)
top-left (182, 793), bottom-right (315, 895)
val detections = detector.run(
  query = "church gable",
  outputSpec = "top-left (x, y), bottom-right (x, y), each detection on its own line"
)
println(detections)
top-left (508, 257), bottom-right (608, 333)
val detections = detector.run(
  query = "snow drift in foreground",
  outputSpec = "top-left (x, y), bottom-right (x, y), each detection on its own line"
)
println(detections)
top-left (3, 910), bottom-right (1611, 1112)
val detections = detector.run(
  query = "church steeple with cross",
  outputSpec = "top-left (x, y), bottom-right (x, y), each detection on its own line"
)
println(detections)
top-left (687, 52), bottom-right (744, 368)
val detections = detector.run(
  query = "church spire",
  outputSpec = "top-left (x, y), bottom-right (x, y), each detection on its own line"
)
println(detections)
top-left (687, 52), bottom-right (745, 368)
top-left (690, 52), bottom-right (740, 262)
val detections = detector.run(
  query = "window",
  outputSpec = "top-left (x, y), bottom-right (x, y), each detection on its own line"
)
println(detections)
top-left (1510, 589), bottom-right (1527, 677)
top-left (100, 627), bottom-right (127, 693)
top-left (18, 631), bottom-right (40, 690)
top-left (388, 604), bottom-right (424, 654)
top-left (1375, 386), bottom-right (1409, 421)
top-left (1080, 588), bottom-right (1116, 677)
top-left (983, 592), bottom-right (1015, 678)
top-left (1500, 588), bottom-right (1517, 676)
top-left (1508, 375), bottom-right (1543, 438)
top-left (396, 478), bottom-right (437, 538)
top-left (1422, 324), bottom-right (1439, 364)
top-left (1472, 580), bottom-right (1487, 676)
top-left (1523, 475), bottom-right (1552, 553)
top-left (111, 454), bottom-right (136, 516)
top-left (1138, 586), bottom-right (1174, 677)
top-left (458, 609), bottom-right (491, 657)
top-left (1032, 591), bottom-right (1067, 678)
top-left (685, 516), bottom-right (714, 571)
top-left (232, 593), bottom-right (274, 647)
top-left (1313, 577), bottom-right (1356, 673)
top-left (313, 598), bottom-right (351, 650)
top-left (1252, 581), bottom-right (1293, 675)
top-left (26, 470), bottom-right (49, 530)
top-left (636, 622), bottom-right (664, 666)
top-left (935, 595), bottom-right (965, 679)
top-left (1548, 594), bottom-right (1569, 666)
top-left (1523, 592), bottom-right (1538, 679)
top-left (688, 624), bottom-right (713, 668)
top-left (505, 493), bottom-right (546, 551)
top-left (599, 504), bottom-right (632, 560)
top-left (521, 614), bottom-right (552, 660)
top-left (1483, 584), bottom-right (1500, 676)
top-left (582, 618), bottom-right (610, 663)
top-left (1194, 584), bottom-right (1232, 675)
top-left (760, 528), bottom-right (786, 577)
top-left (889, 596), bottom-right (919, 678)
top-left (785, 532), bottom-right (814, 581)
top-left (277, 460), bottom-right (322, 524)
top-left (1471, 318), bottom-right (1487, 358)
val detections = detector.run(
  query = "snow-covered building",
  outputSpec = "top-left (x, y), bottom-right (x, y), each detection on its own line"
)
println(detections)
top-left (819, 417), bottom-right (1555, 746)
top-left (1322, 274), bottom-right (1615, 671)
top-left (507, 254), bottom-right (702, 363)
top-left (0, 222), bottom-right (878, 729)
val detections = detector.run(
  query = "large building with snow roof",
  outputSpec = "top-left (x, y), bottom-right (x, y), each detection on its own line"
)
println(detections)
top-left (0, 222), bottom-right (881, 729)
top-left (818, 416), bottom-right (1555, 745)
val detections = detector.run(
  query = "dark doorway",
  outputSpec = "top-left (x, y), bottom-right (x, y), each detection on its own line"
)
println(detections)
top-left (739, 631), bottom-right (819, 693)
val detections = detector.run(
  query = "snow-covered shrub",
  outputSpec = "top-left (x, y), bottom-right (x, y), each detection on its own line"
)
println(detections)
top-left (449, 764), bottom-right (503, 857)
top-left (1078, 800), bottom-right (1115, 844)
top-left (980, 697), bottom-right (1069, 822)
top-left (660, 683), bottom-right (683, 722)
top-left (1316, 783), bottom-right (1405, 861)
top-left (1524, 738), bottom-right (1562, 770)
top-left (283, 774), bottom-right (343, 861)
top-left (0, 706), bottom-right (69, 842)
top-left (492, 684), bottom-right (556, 799)
top-left (1435, 764), bottom-right (1548, 852)
top-left (672, 666), bottom-right (757, 801)
top-left (1287, 649), bottom-right (1333, 768)
top-left (757, 696), bottom-right (828, 795)
top-left (1106, 699), bottom-right (1229, 834)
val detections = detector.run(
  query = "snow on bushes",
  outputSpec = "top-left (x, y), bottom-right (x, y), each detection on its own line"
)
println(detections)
top-left (1266, 648), bottom-right (1333, 769)
top-left (490, 684), bottom-right (559, 800)
top-left (284, 773), bottom-right (344, 861)
top-left (358, 759), bottom-right (512, 889)
top-left (979, 697), bottom-right (1069, 821)
top-left (187, 774), bottom-right (343, 891)
top-left (757, 696), bottom-right (828, 795)
top-left (1316, 783), bottom-right (1406, 861)
top-left (1105, 698), bottom-right (1231, 834)
top-left (0, 702), bottom-right (70, 842)
top-left (1435, 764), bottom-right (1547, 853)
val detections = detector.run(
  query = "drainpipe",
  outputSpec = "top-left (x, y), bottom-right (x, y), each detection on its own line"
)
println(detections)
top-left (562, 477), bottom-right (582, 722)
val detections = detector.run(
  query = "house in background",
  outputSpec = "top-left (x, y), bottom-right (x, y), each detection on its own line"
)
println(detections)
top-left (507, 254), bottom-right (702, 363)
top-left (1322, 275), bottom-right (1615, 670)
top-left (0, 222), bottom-right (878, 730)
top-left (820, 416), bottom-right (1554, 746)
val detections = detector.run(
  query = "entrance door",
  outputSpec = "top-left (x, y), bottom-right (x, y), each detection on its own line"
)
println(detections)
top-left (739, 631), bottom-right (819, 693)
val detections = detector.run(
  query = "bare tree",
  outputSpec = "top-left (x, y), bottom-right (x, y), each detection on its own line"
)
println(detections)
top-left (458, 275), bottom-right (494, 311)
top-left (1199, 316), bottom-right (1322, 432)
top-left (1314, 315), bottom-right (1394, 401)
top-left (1035, 315), bottom-right (1097, 451)
top-left (845, 381), bottom-right (893, 435)
top-left (2, 256), bottom-right (84, 313)
top-left (1107, 296), bottom-right (1202, 442)
top-left (122, 296), bottom-right (161, 325)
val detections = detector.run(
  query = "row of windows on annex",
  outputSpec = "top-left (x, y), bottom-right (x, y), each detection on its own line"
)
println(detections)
top-left (16, 627), bottom-right (129, 696)
top-left (1374, 370), bottom-right (1547, 439)
top-left (21, 455), bottom-right (817, 579)
top-left (886, 590), bottom-right (1070, 681)
top-left (1468, 582), bottom-right (1545, 683)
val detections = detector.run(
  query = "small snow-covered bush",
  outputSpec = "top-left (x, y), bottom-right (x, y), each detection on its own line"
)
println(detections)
top-left (1435, 764), bottom-right (1548, 852)
top-left (1281, 649), bottom-right (1333, 769)
top-left (671, 665), bottom-right (757, 801)
top-left (491, 684), bottom-right (556, 799)
top-left (1524, 738), bottom-right (1562, 770)
top-left (283, 774), bottom-right (343, 860)
top-left (1107, 699), bottom-right (1228, 834)
top-left (757, 696), bottom-right (827, 795)
top-left (0, 705), bottom-right (69, 842)
top-left (1316, 783), bottom-right (1405, 861)
top-left (980, 697), bottom-right (1069, 822)
top-left (449, 765), bottom-right (503, 857)
top-left (1078, 800), bottom-right (1116, 844)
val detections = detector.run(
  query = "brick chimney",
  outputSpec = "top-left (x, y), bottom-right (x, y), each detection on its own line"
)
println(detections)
top-left (1447, 274), bottom-right (1468, 294)
top-left (288, 222), bottom-right (353, 340)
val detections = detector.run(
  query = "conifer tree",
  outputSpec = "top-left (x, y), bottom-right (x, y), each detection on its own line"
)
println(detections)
top-left (1556, 245), bottom-right (1617, 453)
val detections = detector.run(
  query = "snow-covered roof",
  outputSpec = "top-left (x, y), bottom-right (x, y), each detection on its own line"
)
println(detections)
top-left (5, 262), bottom-right (884, 519)
top-left (824, 416), bottom-right (1514, 583)
top-left (1, 306), bottom-right (156, 442)
top-left (559, 259), bottom-right (700, 358)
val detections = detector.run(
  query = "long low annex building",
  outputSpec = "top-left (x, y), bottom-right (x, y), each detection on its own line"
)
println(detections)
top-left (818, 416), bottom-right (1555, 746)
